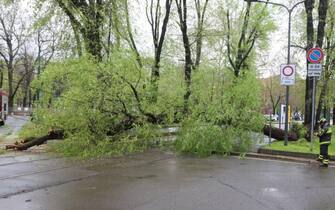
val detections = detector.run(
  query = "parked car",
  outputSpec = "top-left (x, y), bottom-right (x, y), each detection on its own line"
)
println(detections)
top-left (293, 112), bottom-right (303, 121)
top-left (264, 114), bottom-right (278, 121)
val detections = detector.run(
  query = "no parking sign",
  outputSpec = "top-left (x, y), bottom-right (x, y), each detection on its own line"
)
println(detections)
top-left (307, 47), bottom-right (324, 63)
top-left (307, 47), bottom-right (324, 77)
top-left (280, 64), bottom-right (295, 86)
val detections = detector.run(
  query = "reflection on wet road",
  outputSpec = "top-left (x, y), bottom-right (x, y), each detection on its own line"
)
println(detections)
top-left (0, 150), bottom-right (335, 210)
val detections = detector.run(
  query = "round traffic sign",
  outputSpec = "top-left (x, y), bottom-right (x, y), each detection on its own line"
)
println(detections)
top-left (282, 66), bottom-right (294, 76)
top-left (307, 47), bottom-right (324, 63)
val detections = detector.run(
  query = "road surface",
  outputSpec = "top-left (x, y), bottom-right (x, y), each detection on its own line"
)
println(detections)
top-left (0, 150), bottom-right (335, 210)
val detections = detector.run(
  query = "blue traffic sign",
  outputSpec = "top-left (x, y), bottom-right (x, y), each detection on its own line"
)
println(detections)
top-left (307, 48), bottom-right (324, 63)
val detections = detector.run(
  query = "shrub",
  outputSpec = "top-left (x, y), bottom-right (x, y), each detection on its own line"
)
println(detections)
top-left (175, 121), bottom-right (233, 157)
top-left (290, 122), bottom-right (307, 139)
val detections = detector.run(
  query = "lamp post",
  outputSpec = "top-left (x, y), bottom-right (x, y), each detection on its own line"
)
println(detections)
top-left (244, 0), bottom-right (305, 146)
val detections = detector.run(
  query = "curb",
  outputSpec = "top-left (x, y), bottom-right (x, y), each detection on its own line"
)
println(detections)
top-left (231, 151), bottom-right (335, 166)
top-left (258, 148), bottom-right (335, 161)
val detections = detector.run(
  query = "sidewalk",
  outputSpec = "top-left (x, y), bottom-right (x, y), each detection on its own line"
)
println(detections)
top-left (0, 115), bottom-right (29, 149)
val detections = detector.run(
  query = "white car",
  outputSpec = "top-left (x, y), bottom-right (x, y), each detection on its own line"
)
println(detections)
top-left (264, 114), bottom-right (278, 121)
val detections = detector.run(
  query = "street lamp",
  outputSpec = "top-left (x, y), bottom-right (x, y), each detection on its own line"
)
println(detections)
top-left (244, 0), bottom-right (305, 146)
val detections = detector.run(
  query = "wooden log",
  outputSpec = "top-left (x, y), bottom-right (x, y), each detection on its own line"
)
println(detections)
top-left (263, 125), bottom-right (298, 141)
top-left (5, 130), bottom-right (64, 151)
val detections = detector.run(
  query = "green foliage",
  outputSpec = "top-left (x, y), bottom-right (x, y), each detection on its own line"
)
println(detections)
top-left (175, 121), bottom-right (233, 157)
top-left (190, 68), bottom-right (263, 131)
top-left (144, 63), bottom-right (185, 123)
top-left (23, 32), bottom-right (265, 159)
top-left (18, 122), bottom-right (48, 139)
top-left (175, 69), bottom-right (263, 157)
top-left (49, 123), bottom-right (161, 158)
top-left (290, 122), bottom-right (307, 139)
top-left (27, 53), bottom-right (183, 157)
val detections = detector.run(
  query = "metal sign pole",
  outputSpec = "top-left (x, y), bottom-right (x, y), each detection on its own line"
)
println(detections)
top-left (284, 10), bottom-right (292, 146)
top-left (310, 76), bottom-right (316, 151)
top-left (307, 49), bottom-right (324, 150)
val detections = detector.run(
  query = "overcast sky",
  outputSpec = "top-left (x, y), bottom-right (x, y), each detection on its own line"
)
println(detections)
top-left (18, 0), bottom-right (307, 78)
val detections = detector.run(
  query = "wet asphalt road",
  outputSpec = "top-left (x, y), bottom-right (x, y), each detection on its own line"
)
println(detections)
top-left (0, 150), bottom-right (335, 210)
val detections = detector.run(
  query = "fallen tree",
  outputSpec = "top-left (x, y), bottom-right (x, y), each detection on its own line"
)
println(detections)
top-left (5, 130), bottom-right (64, 151)
top-left (263, 125), bottom-right (298, 141)
top-left (5, 124), bottom-right (299, 151)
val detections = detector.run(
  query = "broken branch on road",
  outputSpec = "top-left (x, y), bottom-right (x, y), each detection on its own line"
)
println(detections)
top-left (5, 130), bottom-right (64, 151)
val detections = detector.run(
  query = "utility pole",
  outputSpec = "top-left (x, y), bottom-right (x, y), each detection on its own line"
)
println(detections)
top-left (245, 0), bottom-right (306, 146)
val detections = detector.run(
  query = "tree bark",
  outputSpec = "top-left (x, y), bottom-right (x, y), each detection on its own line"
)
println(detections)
top-left (0, 63), bottom-right (3, 88)
top-left (316, 0), bottom-right (328, 48)
top-left (194, 0), bottom-right (209, 69)
top-left (7, 64), bottom-right (14, 112)
top-left (124, 0), bottom-right (142, 67)
top-left (5, 130), bottom-right (64, 151)
top-left (147, 0), bottom-right (173, 101)
top-left (69, 21), bottom-right (83, 57)
top-left (226, 1), bottom-right (260, 77)
top-left (315, 0), bottom-right (331, 127)
top-left (315, 41), bottom-right (332, 127)
top-left (304, 0), bottom-right (315, 131)
top-left (176, 0), bottom-right (194, 114)
top-left (56, 0), bottom-right (103, 60)
top-left (304, 0), bottom-right (329, 137)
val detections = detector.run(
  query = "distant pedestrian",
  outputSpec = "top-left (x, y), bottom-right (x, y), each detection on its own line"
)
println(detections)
top-left (315, 118), bottom-right (332, 167)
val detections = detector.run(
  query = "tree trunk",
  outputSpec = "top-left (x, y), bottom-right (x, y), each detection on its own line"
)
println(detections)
top-left (23, 93), bottom-right (27, 108)
top-left (333, 106), bottom-right (335, 125)
top-left (56, 0), bottom-right (103, 60)
top-left (111, 1), bottom-right (121, 51)
top-left (7, 66), bottom-right (14, 113)
top-left (5, 130), bottom-right (64, 151)
top-left (70, 21), bottom-right (82, 57)
top-left (234, 1), bottom-right (251, 77)
top-left (315, 0), bottom-right (330, 127)
top-left (194, 0), bottom-right (209, 69)
top-left (176, 0), bottom-right (194, 114)
top-left (149, 0), bottom-right (172, 102)
top-left (0, 68), bottom-right (3, 89)
top-left (83, 17), bottom-right (103, 61)
top-left (304, 0), bottom-right (328, 132)
top-left (316, 0), bottom-right (328, 48)
top-left (28, 89), bottom-right (32, 107)
top-left (150, 64), bottom-right (160, 102)
top-left (315, 79), bottom-right (328, 124)
top-left (304, 0), bottom-right (315, 132)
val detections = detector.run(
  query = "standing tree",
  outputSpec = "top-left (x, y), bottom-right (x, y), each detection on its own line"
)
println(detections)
top-left (315, 1), bottom-right (334, 126)
top-left (304, 0), bottom-right (329, 132)
top-left (0, 60), bottom-right (4, 88)
top-left (194, 0), bottom-right (209, 69)
top-left (123, 0), bottom-right (142, 67)
top-left (175, 0), bottom-right (194, 114)
top-left (21, 45), bottom-right (35, 108)
top-left (146, 0), bottom-right (173, 100)
top-left (0, 2), bottom-right (28, 112)
top-left (226, 0), bottom-right (273, 77)
top-left (55, 0), bottom-right (105, 60)
top-left (264, 72), bottom-right (283, 115)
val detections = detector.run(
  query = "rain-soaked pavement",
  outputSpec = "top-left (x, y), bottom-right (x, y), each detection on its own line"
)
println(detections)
top-left (0, 115), bottom-right (30, 146)
top-left (0, 150), bottom-right (335, 210)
